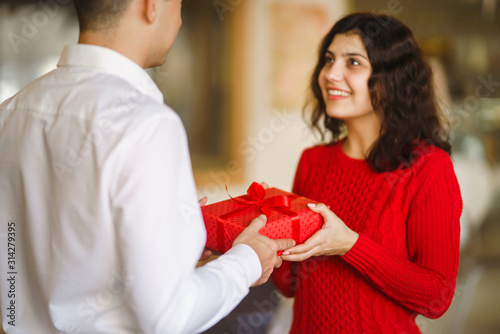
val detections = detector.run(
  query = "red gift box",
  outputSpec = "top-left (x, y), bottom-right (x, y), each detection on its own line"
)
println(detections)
top-left (201, 182), bottom-right (323, 253)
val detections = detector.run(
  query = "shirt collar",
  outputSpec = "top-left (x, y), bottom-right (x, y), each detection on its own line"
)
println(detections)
top-left (57, 44), bottom-right (164, 103)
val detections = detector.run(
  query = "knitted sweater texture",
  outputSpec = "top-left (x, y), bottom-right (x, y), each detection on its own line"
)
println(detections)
top-left (271, 141), bottom-right (462, 333)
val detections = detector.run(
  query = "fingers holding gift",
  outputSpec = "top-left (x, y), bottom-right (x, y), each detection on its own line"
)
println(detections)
top-left (274, 255), bottom-right (283, 269)
top-left (281, 203), bottom-right (359, 261)
top-left (198, 197), bottom-right (208, 207)
top-left (281, 231), bottom-right (328, 261)
top-left (199, 248), bottom-right (213, 261)
top-left (306, 202), bottom-right (337, 222)
top-left (234, 214), bottom-right (295, 286)
top-left (245, 214), bottom-right (268, 233)
top-left (252, 266), bottom-right (274, 287)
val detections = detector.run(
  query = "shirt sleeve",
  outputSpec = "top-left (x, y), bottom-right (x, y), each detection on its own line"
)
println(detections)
top-left (110, 109), bottom-right (261, 333)
top-left (342, 157), bottom-right (462, 318)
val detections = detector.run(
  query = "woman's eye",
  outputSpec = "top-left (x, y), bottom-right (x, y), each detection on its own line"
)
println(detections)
top-left (349, 59), bottom-right (361, 66)
top-left (324, 56), bottom-right (334, 64)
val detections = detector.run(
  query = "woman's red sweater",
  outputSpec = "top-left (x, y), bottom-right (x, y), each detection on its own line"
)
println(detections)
top-left (271, 141), bottom-right (462, 333)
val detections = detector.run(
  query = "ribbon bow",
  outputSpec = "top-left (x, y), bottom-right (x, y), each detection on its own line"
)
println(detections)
top-left (216, 182), bottom-right (301, 252)
top-left (225, 182), bottom-right (293, 218)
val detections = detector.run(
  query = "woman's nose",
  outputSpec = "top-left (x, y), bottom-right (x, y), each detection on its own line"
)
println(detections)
top-left (325, 63), bottom-right (343, 82)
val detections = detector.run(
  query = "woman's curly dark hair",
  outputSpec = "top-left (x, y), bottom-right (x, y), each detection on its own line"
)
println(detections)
top-left (307, 12), bottom-right (451, 172)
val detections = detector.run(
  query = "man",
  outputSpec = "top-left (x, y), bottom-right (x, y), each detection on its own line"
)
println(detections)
top-left (0, 0), bottom-right (294, 332)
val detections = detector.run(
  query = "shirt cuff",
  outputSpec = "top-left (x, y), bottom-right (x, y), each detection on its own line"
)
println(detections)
top-left (225, 244), bottom-right (262, 286)
top-left (342, 234), bottom-right (383, 273)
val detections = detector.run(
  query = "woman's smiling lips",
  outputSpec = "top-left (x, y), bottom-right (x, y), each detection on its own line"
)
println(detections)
top-left (326, 87), bottom-right (352, 100)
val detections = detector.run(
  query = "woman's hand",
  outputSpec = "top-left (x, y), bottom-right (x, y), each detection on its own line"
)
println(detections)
top-left (281, 203), bottom-right (359, 262)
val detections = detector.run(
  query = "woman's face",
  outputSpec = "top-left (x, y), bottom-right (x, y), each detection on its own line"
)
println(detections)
top-left (318, 33), bottom-right (374, 121)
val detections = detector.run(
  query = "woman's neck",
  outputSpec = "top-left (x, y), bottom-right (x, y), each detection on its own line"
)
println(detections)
top-left (342, 112), bottom-right (381, 159)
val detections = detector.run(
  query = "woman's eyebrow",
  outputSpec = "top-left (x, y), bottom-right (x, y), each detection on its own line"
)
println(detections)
top-left (325, 50), bottom-right (368, 60)
top-left (343, 52), bottom-right (368, 60)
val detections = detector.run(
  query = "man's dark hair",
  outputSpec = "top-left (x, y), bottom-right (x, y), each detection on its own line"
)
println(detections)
top-left (73, 0), bottom-right (134, 31)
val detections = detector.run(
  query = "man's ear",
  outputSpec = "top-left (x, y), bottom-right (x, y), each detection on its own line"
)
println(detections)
top-left (144, 0), bottom-right (157, 23)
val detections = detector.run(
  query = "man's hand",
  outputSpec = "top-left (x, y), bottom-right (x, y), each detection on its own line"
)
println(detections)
top-left (198, 196), bottom-right (213, 261)
top-left (233, 215), bottom-right (295, 287)
top-left (198, 197), bottom-right (208, 207)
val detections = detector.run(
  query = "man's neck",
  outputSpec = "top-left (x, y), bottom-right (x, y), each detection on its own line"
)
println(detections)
top-left (78, 30), bottom-right (148, 68)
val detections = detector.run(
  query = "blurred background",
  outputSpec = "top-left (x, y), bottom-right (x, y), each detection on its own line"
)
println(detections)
top-left (1, 0), bottom-right (500, 333)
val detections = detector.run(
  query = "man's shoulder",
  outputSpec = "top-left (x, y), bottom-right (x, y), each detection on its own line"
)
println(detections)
top-left (1, 68), bottom-right (184, 139)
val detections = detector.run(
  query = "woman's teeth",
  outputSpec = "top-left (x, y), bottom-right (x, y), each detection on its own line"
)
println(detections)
top-left (328, 89), bottom-right (351, 97)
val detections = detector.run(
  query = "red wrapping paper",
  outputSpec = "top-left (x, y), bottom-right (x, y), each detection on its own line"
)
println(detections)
top-left (201, 183), bottom-right (323, 253)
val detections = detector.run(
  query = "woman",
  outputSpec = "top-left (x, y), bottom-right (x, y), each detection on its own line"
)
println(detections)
top-left (272, 12), bottom-right (462, 333)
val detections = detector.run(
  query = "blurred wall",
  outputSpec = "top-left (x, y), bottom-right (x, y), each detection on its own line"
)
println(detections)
top-left (196, 0), bottom-right (348, 201)
top-left (0, 2), bottom-right (77, 101)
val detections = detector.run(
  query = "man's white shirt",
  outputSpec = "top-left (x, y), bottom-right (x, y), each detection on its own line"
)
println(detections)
top-left (0, 44), bottom-right (261, 334)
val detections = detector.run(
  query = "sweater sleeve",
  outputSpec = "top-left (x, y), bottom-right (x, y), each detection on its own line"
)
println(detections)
top-left (342, 157), bottom-right (462, 319)
top-left (271, 149), bottom-right (311, 297)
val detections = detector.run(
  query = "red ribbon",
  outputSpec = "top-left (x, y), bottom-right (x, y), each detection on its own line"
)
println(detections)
top-left (216, 182), bottom-right (301, 252)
